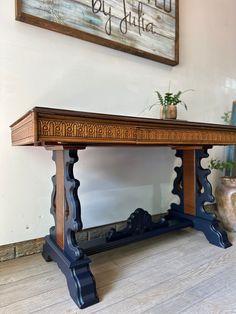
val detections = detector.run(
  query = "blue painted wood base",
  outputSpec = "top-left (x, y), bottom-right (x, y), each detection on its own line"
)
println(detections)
top-left (42, 207), bottom-right (231, 310)
top-left (43, 147), bottom-right (232, 310)
top-left (42, 235), bottom-right (99, 309)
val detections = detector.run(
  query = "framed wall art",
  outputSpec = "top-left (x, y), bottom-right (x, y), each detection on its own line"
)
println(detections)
top-left (15, 0), bottom-right (179, 65)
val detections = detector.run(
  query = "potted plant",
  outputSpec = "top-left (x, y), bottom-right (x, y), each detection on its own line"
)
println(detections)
top-left (146, 89), bottom-right (193, 119)
top-left (209, 158), bottom-right (236, 232)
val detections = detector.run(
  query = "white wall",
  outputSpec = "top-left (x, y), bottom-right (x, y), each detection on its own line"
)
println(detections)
top-left (1, 0), bottom-right (236, 245)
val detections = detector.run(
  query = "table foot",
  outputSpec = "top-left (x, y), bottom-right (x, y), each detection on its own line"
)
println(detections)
top-left (42, 236), bottom-right (99, 309)
top-left (192, 217), bottom-right (232, 248)
top-left (168, 211), bottom-right (232, 248)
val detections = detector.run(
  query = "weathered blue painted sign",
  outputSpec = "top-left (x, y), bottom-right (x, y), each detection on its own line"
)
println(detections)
top-left (16, 0), bottom-right (179, 65)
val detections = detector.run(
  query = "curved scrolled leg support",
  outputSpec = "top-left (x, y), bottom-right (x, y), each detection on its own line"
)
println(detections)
top-left (63, 150), bottom-right (84, 260)
top-left (49, 174), bottom-right (56, 242)
top-left (42, 148), bottom-right (99, 308)
top-left (195, 149), bottom-right (215, 220)
top-left (169, 147), bottom-right (232, 249)
top-left (194, 148), bottom-right (231, 247)
top-left (171, 150), bottom-right (184, 212)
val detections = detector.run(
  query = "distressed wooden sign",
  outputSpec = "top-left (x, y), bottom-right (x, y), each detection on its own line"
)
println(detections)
top-left (15, 0), bottom-right (179, 65)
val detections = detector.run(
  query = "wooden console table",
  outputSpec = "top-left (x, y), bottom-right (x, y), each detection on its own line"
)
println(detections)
top-left (10, 107), bottom-right (236, 309)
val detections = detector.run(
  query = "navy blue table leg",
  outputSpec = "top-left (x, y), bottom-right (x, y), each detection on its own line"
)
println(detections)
top-left (42, 148), bottom-right (99, 309)
top-left (169, 148), bottom-right (231, 248)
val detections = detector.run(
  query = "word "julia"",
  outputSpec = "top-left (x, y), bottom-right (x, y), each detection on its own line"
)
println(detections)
top-left (91, 0), bottom-right (172, 36)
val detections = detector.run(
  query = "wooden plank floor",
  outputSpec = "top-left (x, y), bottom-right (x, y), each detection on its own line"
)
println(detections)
top-left (1, 228), bottom-right (236, 314)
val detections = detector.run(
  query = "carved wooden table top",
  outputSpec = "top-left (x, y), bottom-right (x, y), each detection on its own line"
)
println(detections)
top-left (10, 107), bottom-right (236, 147)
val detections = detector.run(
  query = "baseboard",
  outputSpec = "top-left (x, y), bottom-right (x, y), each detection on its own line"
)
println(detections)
top-left (0, 213), bottom-right (165, 262)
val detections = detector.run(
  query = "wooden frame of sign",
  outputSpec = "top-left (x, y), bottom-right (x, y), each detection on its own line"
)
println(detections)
top-left (15, 0), bottom-right (179, 66)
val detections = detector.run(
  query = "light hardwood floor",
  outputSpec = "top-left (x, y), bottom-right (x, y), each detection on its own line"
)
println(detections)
top-left (1, 229), bottom-right (236, 314)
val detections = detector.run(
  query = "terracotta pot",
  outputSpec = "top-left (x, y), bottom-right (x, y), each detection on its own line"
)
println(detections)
top-left (160, 104), bottom-right (177, 119)
top-left (215, 176), bottom-right (236, 232)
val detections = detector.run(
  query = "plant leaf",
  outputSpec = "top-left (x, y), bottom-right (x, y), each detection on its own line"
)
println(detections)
top-left (155, 91), bottom-right (164, 106)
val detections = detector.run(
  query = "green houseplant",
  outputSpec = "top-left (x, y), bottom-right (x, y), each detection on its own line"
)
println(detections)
top-left (147, 89), bottom-right (193, 119)
top-left (209, 158), bottom-right (236, 174)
